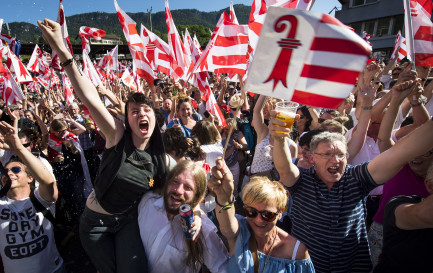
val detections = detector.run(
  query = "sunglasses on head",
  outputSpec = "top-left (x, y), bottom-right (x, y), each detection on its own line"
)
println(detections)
top-left (244, 206), bottom-right (279, 222)
top-left (178, 98), bottom-right (190, 103)
top-left (5, 166), bottom-right (23, 175)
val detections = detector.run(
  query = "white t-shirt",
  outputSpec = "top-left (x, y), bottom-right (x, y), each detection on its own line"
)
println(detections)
top-left (0, 188), bottom-right (62, 273)
top-left (138, 192), bottom-right (229, 273)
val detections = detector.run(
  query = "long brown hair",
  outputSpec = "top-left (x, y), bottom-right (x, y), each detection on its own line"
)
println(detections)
top-left (160, 160), bottom-right (207, 272)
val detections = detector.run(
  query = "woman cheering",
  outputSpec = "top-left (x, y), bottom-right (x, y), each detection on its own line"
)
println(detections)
top-left (38, 19), bottom-right (166, 273)
top-left (209, 157), bottom-right (315, 273)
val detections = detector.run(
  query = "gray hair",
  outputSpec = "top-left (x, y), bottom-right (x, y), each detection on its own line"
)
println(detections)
top-left (310, 131), bottom-right (347, 153)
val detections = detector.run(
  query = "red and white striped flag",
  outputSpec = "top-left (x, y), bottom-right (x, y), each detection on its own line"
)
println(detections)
top-left (193, 15), bottom-right (249, 75)
top-left (52, 0), bottom-right (73, 71)
top-left (140, 24), bottom-right (172, 76)
top-left (79, 26), bottom-right (106, 55)
top-left (0, 34), bottom-right (15, 53)
top-left (27, 80), bottom-right (41, 93)
top-left (165, 0), bottom-right (192, 80)
top-left (391, 31), bottom-right (409, 62)
top-left (97, 45), bottom-right (119, 71)
top-left (0, 71), bottom-right (25, 105)
top-left (114, 0), bottom-right (154, 85)
top-left (121, 69), bottom-right (139, 91)
top-left (6, 47), bottom-right (33, 83)
top-left (193, 34), bottom-right (202, 55)
top-left (404, 0), bottom-right (433, 66)
top-left (62, 73), bottom-right (75, 105)
top-left (83, 51), bottom-right (102, 87)
top-left (244, 8), bottom-right (371, 109)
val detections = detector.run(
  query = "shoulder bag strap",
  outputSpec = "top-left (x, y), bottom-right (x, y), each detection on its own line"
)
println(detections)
top-left (29, 190), bottom-right (56, 225)
top-left (248, 224), bottom-right (259, 273)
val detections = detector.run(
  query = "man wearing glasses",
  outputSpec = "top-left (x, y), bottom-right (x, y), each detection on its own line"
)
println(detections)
top-left (271, 116), bottom-right (433, 273)
top-left (0, 131), bottom-right (55, 185)
top-left (0, 120), bottom-right (65, 273)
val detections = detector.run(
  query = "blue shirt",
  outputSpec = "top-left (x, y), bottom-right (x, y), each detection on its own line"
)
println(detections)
top-left (288, 162), bottom-right (378, 273)
top-left (229, 215), bottom-right (315, 273)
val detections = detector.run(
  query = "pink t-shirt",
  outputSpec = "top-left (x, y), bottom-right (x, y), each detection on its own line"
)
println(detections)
top-left (372, 164), bottom-right (429, 224)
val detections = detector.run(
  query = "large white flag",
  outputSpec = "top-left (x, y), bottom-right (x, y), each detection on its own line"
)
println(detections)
top-left (245, 7), bottom-right (371, 109)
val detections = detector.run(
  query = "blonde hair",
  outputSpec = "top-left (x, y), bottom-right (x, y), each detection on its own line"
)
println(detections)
top-left (242, 176), bottom-right (287, 211)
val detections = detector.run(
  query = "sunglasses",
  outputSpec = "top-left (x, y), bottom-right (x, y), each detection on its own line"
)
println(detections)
top-left (299, 115), bottom-right (305, 119)
top-left (244, 206), bottom-right (279, 222)
top-left (22, 142), bottom-right (31, 148)
top-left (5, 166), bottom-right (23, 175)
top-left (178, 98), bottom-right (190, 103)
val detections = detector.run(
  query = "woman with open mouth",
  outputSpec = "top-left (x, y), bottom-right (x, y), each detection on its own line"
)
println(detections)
top-left (167, 96), bottom-right (198, 137)
top-left (38, 19), bottom-right (167, 273)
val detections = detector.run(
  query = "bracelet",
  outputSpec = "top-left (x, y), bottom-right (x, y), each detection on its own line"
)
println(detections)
top-left (361, 105), bottom-right (373, 110)
top-left (60, 58), bottom-right (73, 67)
top-left (216, 195), bottom-right (236, 213)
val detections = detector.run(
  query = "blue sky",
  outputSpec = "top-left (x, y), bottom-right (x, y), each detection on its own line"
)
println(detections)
top-left (1, 0), bottom-right (341, 25)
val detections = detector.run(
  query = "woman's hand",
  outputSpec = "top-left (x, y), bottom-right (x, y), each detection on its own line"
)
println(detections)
top-left (208, 157), bottom-right (234, 204)
top-left (37, 19), bottom-right (68, 55)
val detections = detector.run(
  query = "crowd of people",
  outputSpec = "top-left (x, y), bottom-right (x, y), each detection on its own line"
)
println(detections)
top-left (0, 18), bottom-right (432, 273)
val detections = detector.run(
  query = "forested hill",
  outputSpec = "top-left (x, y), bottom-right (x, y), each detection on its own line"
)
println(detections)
top-left (7, 4), bottom-right (250, 47)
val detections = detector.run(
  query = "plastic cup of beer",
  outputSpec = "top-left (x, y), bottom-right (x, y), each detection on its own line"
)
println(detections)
top-left (274, 101), bottom-right (299, 133)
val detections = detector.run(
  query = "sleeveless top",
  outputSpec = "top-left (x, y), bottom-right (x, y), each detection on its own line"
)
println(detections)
top-left (95, 130), bottom-right (167, 214)
top-left (228, 216), bottom-right (315, 273)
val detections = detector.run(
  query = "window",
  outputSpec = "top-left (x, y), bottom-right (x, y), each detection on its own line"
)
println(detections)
top-left (364, 20), bottom-right (376, 35)
top-left (350, 22), bottom-right (363, 35)
top-left (377, 17), bottom-right (391, 36)
top-left (392, 15), bottom-right (404, 35)
top-left (352, 0), bottom-right (378, 7)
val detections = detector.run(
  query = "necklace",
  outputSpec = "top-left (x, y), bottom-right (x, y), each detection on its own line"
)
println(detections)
top-left (261, 229), bottom-right (278, 273)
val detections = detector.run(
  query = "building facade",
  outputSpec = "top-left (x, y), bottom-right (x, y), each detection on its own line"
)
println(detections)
top-left (335, 0), bottom-right (404, 58)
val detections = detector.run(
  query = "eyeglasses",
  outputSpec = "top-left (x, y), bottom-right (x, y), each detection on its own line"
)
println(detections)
top-left (313, 152), bottom-right (348, 160)
top-left (244, 206), bottom-right (279, 222)
top-left (5, 166), bottom-right (23, 175)
top-left (22, 143), bottom-right (31, 148)
top-left (299, 115), bottom-right (305, 119)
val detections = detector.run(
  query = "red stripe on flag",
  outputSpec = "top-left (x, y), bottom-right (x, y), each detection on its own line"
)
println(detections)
top-left (300, 65), bottom-right (359, 85)
top-left (212, 55), bottom-right (247, 66)
top-left (214, 35), bottom-right (249, 47)
top-left (158, 53), bottom-right (170, 62)
top-left (128, 24), bottom-right (139, 36)
top-left (292, 90), bottom-right (345, 109)
top-left (414, 26), bottom-right (433, 42)
top-left (214, 68), bottom-right (246, 75)
top-left (135, 68), bottom-right (154, 87)
top-left (311, 37), bottom-right (371, 56)
top-left (415, 53), bottom-right (433, 66)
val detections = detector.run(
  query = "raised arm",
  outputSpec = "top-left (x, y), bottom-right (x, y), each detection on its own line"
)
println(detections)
top-left (38, 19), bottom-right (123, 148)
top-left (252, 95), bottom-right (269, 141)
top-left (208, 158), bottom-right (238, 256)
top-left (268, 111), bottom-right (300, 188)
top-left (368, 117), bottom-right (433, 185)
top-left (0, 121), bottom-right (57, 202)
top-left (347, 67), bottom-right (376, 162)
top-left (377, 81), bottom-right (416, 152)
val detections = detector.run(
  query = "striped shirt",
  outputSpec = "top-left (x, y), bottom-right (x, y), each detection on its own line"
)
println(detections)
top-left (288, 162), bottom-right (377, 273)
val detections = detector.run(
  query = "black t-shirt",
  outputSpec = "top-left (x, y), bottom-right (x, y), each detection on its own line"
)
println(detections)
top-left (374, 195), bottom-right (433, 273)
